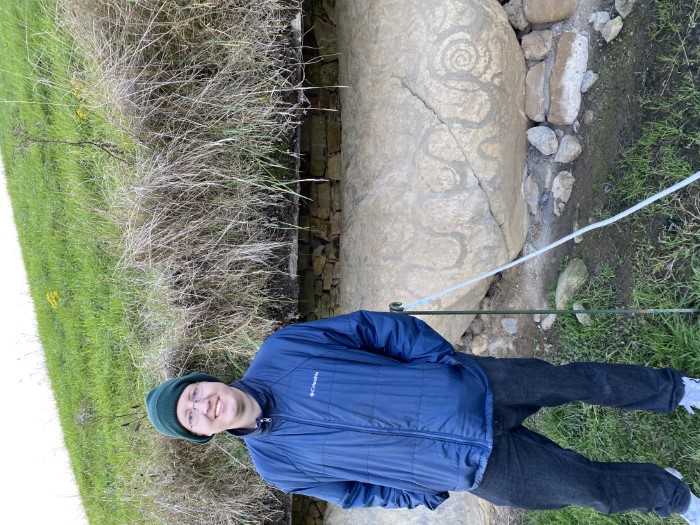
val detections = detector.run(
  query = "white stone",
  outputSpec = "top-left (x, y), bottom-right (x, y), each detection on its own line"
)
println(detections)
top-left (471, 334), bottom-right (489, 355)
top-left (552, 171), bottom-right (575, 203)
top-left (589, 11), bottom-right (611, 32)
top-left (573, 302), bottom-right (593, 326)
top-left (555, 258), bottom-right (589, 309)
top-left (554, 136), bottom-right (582, 163)
top-left (527, 126), bottom-right (559, 155)
top-left (540, 313), bottom-right (557, 330)
top-left (602, 17), bottom-right (624, 43)
top-left (524, 176), bottom-right (540, 215)
top-left (573, 221), bottom-right (583, 243)
top-left (615, 0), bottom-right (637, 18)
top-left (581, 70), bottom-right (599, 93)
top-left (501, 318), bottom-right (519, 335)
top-left (548, 32), bottom-right (589, 126)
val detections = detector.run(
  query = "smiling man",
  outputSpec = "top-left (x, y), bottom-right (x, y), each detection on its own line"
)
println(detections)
top-left (146, 310), bottom-right (700, 523)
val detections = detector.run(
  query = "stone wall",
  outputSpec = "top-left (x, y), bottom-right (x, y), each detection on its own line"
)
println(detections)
top-left (297, 0), bottom-right (342, 323)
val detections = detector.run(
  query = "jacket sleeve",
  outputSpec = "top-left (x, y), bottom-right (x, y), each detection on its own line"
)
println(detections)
top-left (284, 310), bottom-right (459, 365)
top-left (290, 480), bottom-right (449, 510)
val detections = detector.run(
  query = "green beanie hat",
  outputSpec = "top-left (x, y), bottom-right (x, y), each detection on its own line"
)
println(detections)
top-left (145, 372), bottom-right (222, 444)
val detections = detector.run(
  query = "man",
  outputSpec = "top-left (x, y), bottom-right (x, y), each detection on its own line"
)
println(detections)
top-left (146, 310), bottom-right (700, 522)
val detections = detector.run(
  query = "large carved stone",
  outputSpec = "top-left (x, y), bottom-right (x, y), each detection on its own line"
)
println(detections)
top-left (337, 0), bottom-right (528, 344)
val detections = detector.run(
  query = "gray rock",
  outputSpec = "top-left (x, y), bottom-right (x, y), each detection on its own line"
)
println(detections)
top-left (581, 70), bottom-right (599, 93)
top-left (573, 302), bottom-right (593, 326)
top-left (615, 0), bottom-right (637, 18)
top-left (471, 334), bottom-right (489, 355)
top-left (527, 126), bottom-right (559, 155)
top-left (602, 16), bottom-right (624, 42)
top-left (501, 317), bottom-right (519, 335)
top-left (504, 0), bottom-right (530, 31)
top-left (549, 32), bottom-right (588, 126)
top-left (583, 109), bottom-right (595, 124)
top-left (555, 258), bottom-right (589, 309)
top-left (338, 0), bottom-right (528, 344)
top-left (523, 0), bottom-right (577, 24)
top-left (552, 171), bottom-right (575, 216)
top-left (525, 61), bottom-right (547, 122)
top-left (589, 11), bottom-right (611, 32)
top-left (573, 221), bottom-right (584, 243)
top-left (524, 176), bottom-right (540, 215)
top-left (554, 135), bottom-right (582, 163)
top-left (540, 313), bottom-right (557, 330)
top-left (521, 30), bottom-right (553, 61)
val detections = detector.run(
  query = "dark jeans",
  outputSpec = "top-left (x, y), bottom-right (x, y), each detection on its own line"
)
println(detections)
top-left (463, 356), bottom-right (691, 517)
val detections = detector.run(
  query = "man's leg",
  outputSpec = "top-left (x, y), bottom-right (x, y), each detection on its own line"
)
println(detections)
top-left (470, 425), bottom-right (691, 516)
top-left (467, 355), bottom-right (685, 428)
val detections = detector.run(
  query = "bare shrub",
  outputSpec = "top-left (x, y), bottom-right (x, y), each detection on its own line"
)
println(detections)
top-left (57, 0), bottom-right (302, 522)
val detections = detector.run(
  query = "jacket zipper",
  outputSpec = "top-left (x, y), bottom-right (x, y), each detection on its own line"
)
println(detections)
top-left (266, 412), bottom-right (490, 451)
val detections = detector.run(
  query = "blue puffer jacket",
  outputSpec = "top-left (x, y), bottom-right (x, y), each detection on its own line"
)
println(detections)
top-left (227, 310), bottom-right (493, 510)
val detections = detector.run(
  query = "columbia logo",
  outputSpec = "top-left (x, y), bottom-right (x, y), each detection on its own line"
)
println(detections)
top-left (309, 371), bottom-right (319, 397)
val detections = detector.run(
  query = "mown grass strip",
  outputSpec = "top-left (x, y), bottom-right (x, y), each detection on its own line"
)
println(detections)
top-left (0, 1), bottom-right (146, 523)
top-left (527, 1), bottom-right (700, 523)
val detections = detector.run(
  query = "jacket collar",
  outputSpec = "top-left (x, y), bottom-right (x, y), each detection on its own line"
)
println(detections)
top-left (225, 379), bottom-right (273, 438)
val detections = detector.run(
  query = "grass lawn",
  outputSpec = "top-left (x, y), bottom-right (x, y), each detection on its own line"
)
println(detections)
top-left (527, 0), bottom-right (700, 523)
top-left (0, 1), bottom-right (148, 523)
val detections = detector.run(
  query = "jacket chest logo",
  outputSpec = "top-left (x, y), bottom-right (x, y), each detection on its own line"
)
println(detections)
top-left (309, 371), bottom-right (319, 397)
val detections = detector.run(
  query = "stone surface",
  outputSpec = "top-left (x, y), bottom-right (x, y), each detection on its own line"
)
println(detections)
top-left (615, 0), bottom-right (636, 18)
top-left (527, 125), bottom-right (558, 155)
top-left (501, 317), bottom-right (519, 335)
top-left (552, 171), bottom-right (575, 216)
top-left (555, 258), bottom-right (589, 309)
top-left (338, 0), bottom-right (528, 343)
top-left (503, 0), bottom-right (529, 31)
top-left (581, 70), bottom-right (599, 93)
top-left (525, 61), bottom-right (547, 122)
top-left (540, 313), bottom-right (557, 330)
top-left (471, 333), bottom-right (489, 355)
top-left (554, 135), bottom-right (582, 163)
top-left (524, 175), bottom-right (540, 215)
top-left (325, 494), bottom-right (493, 525)
top-left (523, 0), bottom-right (577, 24)
top-left (573, 302), bottom-right (593, 326)
top-left (521, 30), bottom-right (553, 61)
top-left (549, 32), bottom-right (588, 126)
top-left (589, 11), bottom-right (610, 32)
top-left (602, 16), bottom-right (624, 42)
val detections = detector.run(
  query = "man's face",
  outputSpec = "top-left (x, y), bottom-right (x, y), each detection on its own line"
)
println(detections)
top-left (176, 381), bottom-right (258, 436)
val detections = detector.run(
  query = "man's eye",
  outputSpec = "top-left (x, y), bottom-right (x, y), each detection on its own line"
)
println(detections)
top-left (191, 385), bottom-right (201, 401)
top-left (187, 412), bottom-right (195, 425)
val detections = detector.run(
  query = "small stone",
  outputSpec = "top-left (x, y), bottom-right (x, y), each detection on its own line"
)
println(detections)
top-left (615, 0), bottom-right (637, 18)
top-left (521, 30), bottom-right (552, 61)
top-left (523, 0), bottom-right (577, 24)
top-left (555, 258), bottom-right (589, 309)
top-left (527, 126), bottom-right (559, 156)
top-left (326, 153), bottom-right (342, 181)
top-left (501, 318), bottom-right (519, 335)
top-left (503, 0), bottom-right (530, 31)
top-left (327, 120), bottom-right (341, 154)
top-left (573, 302), bottom-right (593, 326)
top-left (312, 255), bottom-right (326, 276)
top-left (581, 70), bottom-right (599, 93)
top-left (540, 313), bottom-right (557, 331)
top-left (471, 334), bottom-right (489, 356)
top-left (554, 136), bottom-right (582, 164)
top-left (589, 11), bottom-right (611, 32)
top-left (524, 176), bottom-right (540, 216)
top-left (583, 109), bottom-right (595, 124)
top-left (319, 62), bottom-right (339, 87)
top-left (552, 171), bottom-right (575, 203)
top-left (314, 182), bottom-right (331, 219)
top-left (601, 17), bottom-right (624, 43)
top-left (525, 61), bottom-right (546, 122)
top-left (314, 18), bottom-right (338, 62)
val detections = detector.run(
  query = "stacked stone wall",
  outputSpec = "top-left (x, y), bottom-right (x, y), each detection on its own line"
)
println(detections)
top-left (297, 0), bottom-right (342, 323)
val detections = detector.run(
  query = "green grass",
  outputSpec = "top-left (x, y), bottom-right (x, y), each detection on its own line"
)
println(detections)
top-left (0, 1), bottom-right (147, 523)
top-left (527, 1), bottom-right (700, 523)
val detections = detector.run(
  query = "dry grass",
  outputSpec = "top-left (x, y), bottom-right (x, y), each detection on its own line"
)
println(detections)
top-left (54, 0), bottom-right (302, 522)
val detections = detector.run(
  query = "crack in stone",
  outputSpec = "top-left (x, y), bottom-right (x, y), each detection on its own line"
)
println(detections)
top-left (397, 77), bottom-right (508, 248)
